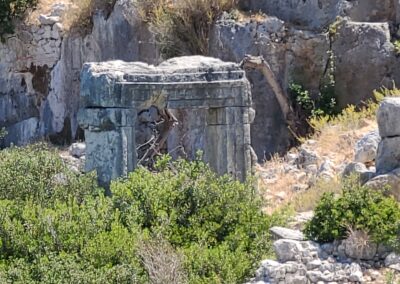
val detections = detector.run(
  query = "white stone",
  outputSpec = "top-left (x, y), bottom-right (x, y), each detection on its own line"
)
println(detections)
top-left (385, 252), bottom-right (400, 267)
top-left (348, 263), bottom-right (363, 282)
top-left (69, 142), bottom-right (86, 158)
top-left (270, 227), bottom-right (305, 241)
top-left (273, 239), bottom-right (303, 262)
top-left (354, 130), bottom-right (380, 163)
top-left (377, 97), bottom-right (400, 138)
top-left (39, 15), bottom-right (60, 26)
top-left (376, 136), bottom-right (400, 175)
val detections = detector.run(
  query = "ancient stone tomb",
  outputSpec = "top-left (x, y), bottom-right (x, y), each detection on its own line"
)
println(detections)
top-left (78, 56), bottom-right (255, 186)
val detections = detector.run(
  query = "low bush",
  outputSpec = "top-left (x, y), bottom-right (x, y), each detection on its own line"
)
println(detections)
top-left (289, 83), bottom-right (337, 119)
top-left (0, 145), bottom-right (285, 283)
top-left (0, 144), bottom-right (100, 206)
top-left (304, 176), bottom-right (400, 249)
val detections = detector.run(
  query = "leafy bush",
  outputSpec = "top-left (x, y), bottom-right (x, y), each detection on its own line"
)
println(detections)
top-left (304, 177), bottom-right (400, 248)
top-left (135, 0), bottom-right (238, 58)
top-left (0, 144), bottom-right (100, 206)
top-left (289, 83), bottom-right (337, 119)
top-left (0, 0), bottom-right (37, 41)
top-left (0, 145), bottom-right (284, 283)
top-left (112, 156), bottom-right (288, 283)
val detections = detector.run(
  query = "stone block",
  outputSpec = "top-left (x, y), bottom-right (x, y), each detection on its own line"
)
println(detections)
top-left (376, 136), bottom-right (400, 174)
top-left (377, 97), bottom-right (400, 138)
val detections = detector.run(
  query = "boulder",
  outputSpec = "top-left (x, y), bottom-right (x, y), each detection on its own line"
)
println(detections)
top-left (348, 263), bottom-right (364, 282)
top-left (297, 148), bottom-right (319, 167)
top-left (354, 130), bottom-right (380, 163)
top-left (376, 137), bottom-right (400, 175)
top-left (332, 21), bottom-right (395, 108)
top-left (273, 239), bottom-right (304, 262)
top-left (385, 253), bottom-right (400, 271)
top-left (39, 15), bottom-right (60, 25)
top-left (69, 142), bottom-right (86, 158)
top-left (342, 162), bottom-right (375, 184)
top-left (377, 97), bottom-right (400, 138)
top-left (342, 233), bottom-right (378, 260)
top-left (270, 227), bottom-right (305, 241)
top-left (365, 168), bottom-right (400, 201)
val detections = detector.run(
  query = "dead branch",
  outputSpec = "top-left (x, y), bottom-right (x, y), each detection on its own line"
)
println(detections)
top-left (240, 55), bottom-right (298, 133)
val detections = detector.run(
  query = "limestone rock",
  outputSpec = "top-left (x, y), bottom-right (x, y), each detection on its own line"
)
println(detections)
top-left (343, 237), bottom-right (377, 260)
top-left (333, 21), bottom-right (395, 108)
top-left (354, 130), bottom-right (380, 163)
top-left (385, 253), bottom-right (400, 271)
top-left (273, 239), bottom-right (303, 262)
top-left (342, 162), bottom-right (375, 184)
top-left (348, 263), bottom-right (363, 282)
top-left (376, 137), bottom-right (400, 175)
top-left (69, 142), bottom-right (86, 158)
top-left (39, 15), bottom-right (60, 25)
top-left (377, 97), bottom-right (400, 138)
top-left (297, 148), bottom-right (319, 167)
top-left (270, 227), bottom-right (305, 241)
top-left (365, 168), bottom-right (400, 201)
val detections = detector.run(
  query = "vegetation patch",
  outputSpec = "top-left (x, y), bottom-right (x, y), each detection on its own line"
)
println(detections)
top-left (0, 0), bottom-right (37, 41)
top-left (0, 145), bottom-right (287, 283)
top-left (304, 176), bottom-right (400, 250)
top-left (135, 0), bottom-right (238, 58)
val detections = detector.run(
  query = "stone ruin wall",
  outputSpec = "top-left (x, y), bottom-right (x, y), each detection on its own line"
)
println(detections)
top-left (2, 0), bottom-right (400, 161)
top-left (78, 57), bottom-right (256, 187)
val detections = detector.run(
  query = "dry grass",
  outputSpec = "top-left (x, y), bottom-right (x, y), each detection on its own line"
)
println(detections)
top-left (27, 0), bottom-right (115, 33)
top-left (258, 87), bottom-right (400, 214)
top-left (135, 0), bottom-right (238, 58)
top-left (137, 238), bottom-right (188, 284)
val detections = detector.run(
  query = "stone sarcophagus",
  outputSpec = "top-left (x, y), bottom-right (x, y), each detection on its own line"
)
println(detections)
top-left (78, 56), bottom-right (255, 187)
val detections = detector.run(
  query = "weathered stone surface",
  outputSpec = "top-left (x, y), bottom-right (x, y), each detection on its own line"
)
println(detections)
top-left (333, 21), bottom-right (396, 108)
top-left (239, 0), bottom-right (395, 29)
top-left (385, 253), bottom-right (400, 271)
top-left (270, 227), bottom-right (305, 241)
top-left (238, 0), bottom-right (345, 30)
top-left (343, 236), bottom-right (378, 260)
top-left (79, 56), bottom-right (254, 186)
top-left (376, 137), bottom-right (400, 175)
top-left (377, 98), bottom-right (400, 138)
top-left (69, 142), bottom-right (86, 158)
top-left (342, 162), bottom-right (375, 184)
top-left (365, 168), bottom-right (400, 201)
top-left (0, 0), bottom-right (159, 147)
top-left (273, 239), bottom-right (304, 262)
top-left (354, 130), bottom-right (380, 164)
top-left (348, 263), bottom-right (364, 282)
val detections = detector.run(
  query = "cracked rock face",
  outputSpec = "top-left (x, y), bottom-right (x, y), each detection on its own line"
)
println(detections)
top-left (0, 0), bottom-right (158, 148)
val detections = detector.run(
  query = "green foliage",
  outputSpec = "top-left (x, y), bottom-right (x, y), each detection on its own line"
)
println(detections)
top-left (394, 40), bottom-right (400, 54)
top-left (304, 176), bottom-right (400, 249)
top-left (0, 0), bottom-right (37, 41)
top-left (289, 83), bottom-right (337, 119)
top-left (309, 86), bottom-right (400, 133)
top-left (0, 145), bottom-right (285, 283)
top-left (0, 144), bottom-right (100, 206)
top-left (112, 156), bottom-right (288, 283)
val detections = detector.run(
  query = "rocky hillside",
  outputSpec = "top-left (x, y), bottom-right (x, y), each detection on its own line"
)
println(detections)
top-left (2, 0), bottom-right (400, 160)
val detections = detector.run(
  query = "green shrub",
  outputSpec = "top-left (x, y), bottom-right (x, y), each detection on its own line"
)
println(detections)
top-left (289, 83), bottom-right (337, 119)
top-left (0, 0), bottom-right (37, 41)
top-left (0, 145), bottom-right (285, 283)
top-left (0, 144), bottom-right (101, 206)
top-left (304, 177), bottom-right (400, 248)
top-left (112, 156), bottom-right (288, 283)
